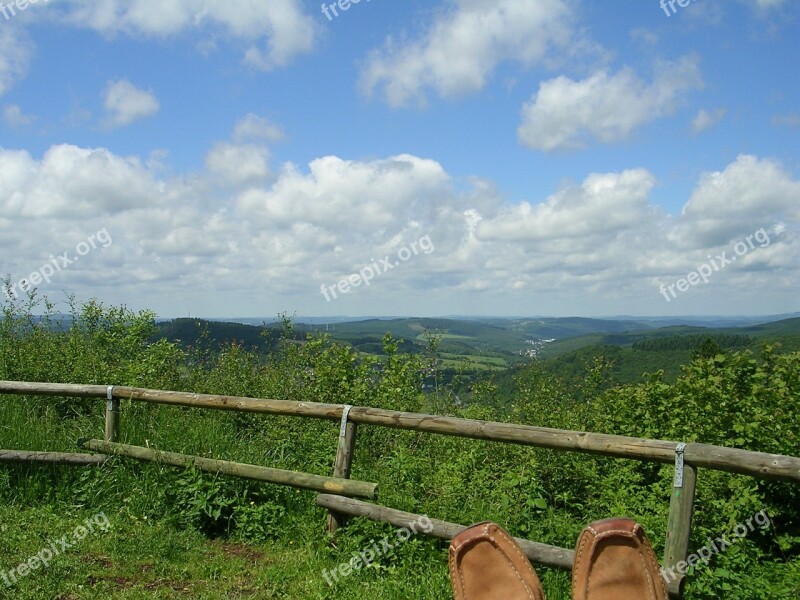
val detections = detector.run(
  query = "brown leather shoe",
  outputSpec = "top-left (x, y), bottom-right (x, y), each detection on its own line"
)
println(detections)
top-left (572, 518), bottom-right (667, 600)
top-left (449, 522), bottom-right (545, 600)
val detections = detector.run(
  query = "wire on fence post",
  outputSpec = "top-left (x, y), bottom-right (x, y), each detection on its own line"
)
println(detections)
top-left (327, 405), bottom-right (357, 533)
top-left (105, 385), bottom-right (120, 443)
top-left (663, 442), bottom-right (697, 599)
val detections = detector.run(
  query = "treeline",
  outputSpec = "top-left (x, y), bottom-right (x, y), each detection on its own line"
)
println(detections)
top-left (632, 334), bottom-right (752, 352)
top-left (153, 318), bottom-right (282, 354)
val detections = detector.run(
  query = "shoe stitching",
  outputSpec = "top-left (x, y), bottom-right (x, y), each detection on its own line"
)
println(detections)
top-left (575, 527), bottom-right (665, 600)
top-left (488, 532), bottom-right (537, 600)
top-left (451, 525), bottom-right (494, 598)
top-left (635, 547), bottom-right (658, 600)
top-left (491, 528), bottom-right (543, 598)
top-left (573, 534), bottom-right (588, 597)
top-left (451, 528), bottom-right (540, 600)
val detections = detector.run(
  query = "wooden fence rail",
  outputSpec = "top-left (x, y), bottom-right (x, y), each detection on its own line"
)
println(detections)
top-left (0, 450), bottom-right (107, 466)
top-left (3, 379), bottom-right (800, 599)
top-left (2, 381), bottom-right (798, 482)
top-left (316, 494), bottom-right (576, 568)
top-left (80, 439), bottom-right (377, 498)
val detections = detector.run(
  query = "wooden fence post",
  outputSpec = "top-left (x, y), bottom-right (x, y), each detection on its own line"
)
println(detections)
top-left (104, 386), bottom-right (120, 443)
top-left (326, 405), bottom-right (358, 533)
top-left (662, 443), bottom-right (698, 599)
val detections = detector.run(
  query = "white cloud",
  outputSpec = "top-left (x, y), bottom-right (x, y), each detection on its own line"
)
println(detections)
top-left (0, 145), bottom-right (797, 316)
top-left (477, 169), bottom-right (657, 244)
top-left (359, 0), bottom-right (576, 107)
top-left (239, 0), bottom-right (316, 71)
top-left (692, 107), bottom-right (726, 133)
top-left (233, 113), bottom-right (284, 143)
top-left (518, 57), bottom-right (703, 151)
top-left (102, 79), bottom-right (160, 129)
top-left (205, 142), bottom-right (271, 185)
top-left (0, 144), bottom-right (167, 218)
top-left (0, 27), bottom-right (32, 97)
top-left (3, 104), bottom-right (36, 127)
top-left (673, 154), bottom-right (800, 247)
top-left (236, 154), bottom-right (452, 231)
top-left (58, 0), bottom-right (317, 71)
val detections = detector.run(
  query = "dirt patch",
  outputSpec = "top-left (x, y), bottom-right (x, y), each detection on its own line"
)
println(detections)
top-left (85, 573), bottom-right (194, 594)
top-left (213, 541), bottom-right (265, 562)
top-left (86, 574), bottom-right (133, 588)
top-left (143, 579), bottom-right (194, 593)
top-left (80, 554), bottom-right (113, 569)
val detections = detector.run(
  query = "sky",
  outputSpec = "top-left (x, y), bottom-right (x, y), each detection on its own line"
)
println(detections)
top-left (0, 0), bottom-right (798, 319)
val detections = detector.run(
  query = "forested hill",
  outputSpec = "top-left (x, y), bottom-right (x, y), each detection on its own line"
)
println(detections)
top-left (151, 316), bottom-right (800, 389)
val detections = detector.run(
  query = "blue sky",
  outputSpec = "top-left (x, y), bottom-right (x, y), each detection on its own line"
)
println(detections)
top-left (1, 0), bottom-right (798, 318)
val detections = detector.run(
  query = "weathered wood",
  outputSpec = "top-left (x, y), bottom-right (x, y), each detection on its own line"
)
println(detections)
top-left (326, 416), bottom-right (358, 533)
top-left (684, 442), bottom-right (796, 480)
top-left (116, 386), bottom-right (344, 420)
top-left (2, 381), bottom-right (800, 482)
top-left (663, 461), bottom-right (697, 599)
top-left (316, 494), bottom-right (575, 569)
top-left (0, 450), bottom-right (107, 466)
top-left (81, 439), bottom-right (377, 498)
top-left (0, 381), bottom-right (109, 398)
top-left (344, 409), bottom-right (800, 483)
top-left (105, 396), bottom-right (120, 443)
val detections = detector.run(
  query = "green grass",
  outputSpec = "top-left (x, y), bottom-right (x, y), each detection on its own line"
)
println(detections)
top-left (0, 504), bottom-right (413, 599)
top-left (438, 352), bottom-right (508, 370)
top-left (0, 502), bottom-right (577, 599)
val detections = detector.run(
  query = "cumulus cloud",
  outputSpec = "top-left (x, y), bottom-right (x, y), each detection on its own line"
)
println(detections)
top-left (1, 144), bottom-right (797, 315)
top-left (236, 154), bottom-right (451, 231)
top-left (233, 113), bottom-right (284, 143)
top-left (102, 79), bottom-right (160, 129)
top-left (58, 0), bottom-right (317, 70)
top-left (205, 142), bottom-right (271, 185)
top-left (359, 0), bottom-right (576, 107)
top-left (692, 107), bottom-right (726, 133)
top-left (477, 169), bottom-right (657, 243)
top-left (518, 57), bottom-right (703, 151)
top-left (0, 144), bottom-right (166, 218)
top-left (672, 154), bottom-right (800, 247)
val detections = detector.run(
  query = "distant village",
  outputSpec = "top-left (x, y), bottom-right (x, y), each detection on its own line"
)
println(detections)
top-left (519, 338), bottom-right (556, 358)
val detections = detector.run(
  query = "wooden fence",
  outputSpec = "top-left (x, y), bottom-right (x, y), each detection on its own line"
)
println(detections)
top-left (2, 380), bottom-right (799, 598)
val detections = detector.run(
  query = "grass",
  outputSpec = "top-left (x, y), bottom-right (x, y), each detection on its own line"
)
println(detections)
top-left (0, 394), bottom-right (577, 599)
top-left (438, 353), bottom-right (509, 370)
top-left (0, 503), bottom-right (458, 599)
top-left (0, 502), bottom-right (575, 599)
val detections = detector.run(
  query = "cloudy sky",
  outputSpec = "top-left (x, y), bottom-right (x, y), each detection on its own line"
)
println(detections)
top-left (0, 0), bottom-right (798, 318)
